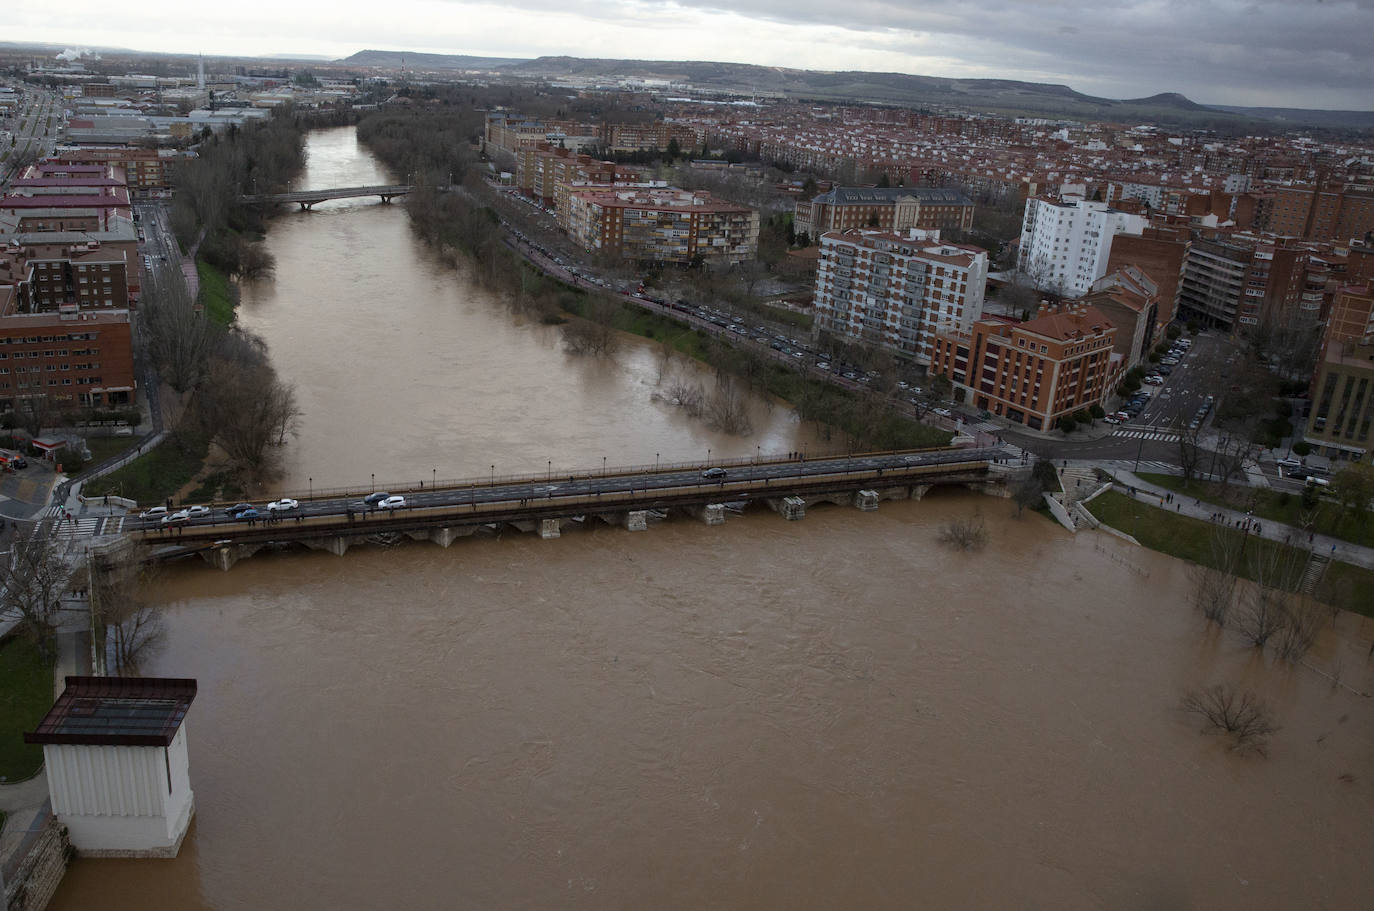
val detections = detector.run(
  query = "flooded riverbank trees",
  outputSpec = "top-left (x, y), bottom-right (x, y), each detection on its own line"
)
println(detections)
top-left (171, 109), bottom-right (305, 279)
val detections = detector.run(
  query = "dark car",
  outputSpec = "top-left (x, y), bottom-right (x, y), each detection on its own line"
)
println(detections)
top-left (363, 491), bottom-right (391, 506)
top-left (701, 467), bottom-right (728, 480)
top-left (226, 502), bottom-right (254, 518)
top-left (236, 507), bottom-right (261, 522)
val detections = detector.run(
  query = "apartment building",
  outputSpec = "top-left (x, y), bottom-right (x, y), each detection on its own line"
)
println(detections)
top-left (813, 229), bottom-right (987, 365)
top-left (795, 187), bottom-right (974, 238)
top-left (930, 302), bottom-right (1120, 431)
top-left (1178, 235), bottom-right (1308, 333)
top-left (1080, 266), bottom-right (1159, 368)
top-left (1017, 196), bottom-right (1147, 297)
top-left (0, 253), bottom-right (136, 410)
top-left (562, 186), bottom-right (758, 265)
top-left (46, 148), bottom-right (175, 191)
top-left (515, 143), bottom-right (639, 206)
top-left (597, 121), bottom-right (697, 153)
top-left (1269, 181), bottom-right (1374, 243)
top-left (1305, 282), bottom-right (1374, 462)
top-left (1105, 225), bottom-right (1189, 328)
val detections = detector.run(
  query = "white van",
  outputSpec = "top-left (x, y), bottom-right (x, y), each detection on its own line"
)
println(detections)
top-left (1306, 476), bottom-right (1330, 488)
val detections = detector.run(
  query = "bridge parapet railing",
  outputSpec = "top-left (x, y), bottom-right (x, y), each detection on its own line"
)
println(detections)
top-left (203, 445), bottom-right (974, 509)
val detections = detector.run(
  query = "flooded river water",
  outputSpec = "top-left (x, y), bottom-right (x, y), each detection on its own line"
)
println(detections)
top-left (49, 129), bottom-right (1374, 910)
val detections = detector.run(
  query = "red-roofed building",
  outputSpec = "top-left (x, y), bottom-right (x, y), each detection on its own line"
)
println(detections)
top-left (931, 301), bottom-right (1121, 430)
top-left (562, 186), bottom-right (758, 265)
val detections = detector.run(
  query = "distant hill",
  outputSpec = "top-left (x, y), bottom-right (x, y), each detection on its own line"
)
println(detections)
top-left (285, 48), bottom-right (1360, 132)
top-left (341, 49), bottom-right (527, 70)
top-left (1208, 104), bottom-right (1374, 130)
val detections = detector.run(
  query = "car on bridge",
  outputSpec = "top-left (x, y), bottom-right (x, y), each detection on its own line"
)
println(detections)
top-left (139, 506), bottom-right (167, 521)
top-left (267, 498), bottom-right (299, 513)
top-left (363, 492), bottom-right (391, 507)
top-left (235, 508), bottom-right (261, 522)
top-left (378, 495), bottom-right (406, 509)
top-left (185, 505), bottom-right (211, 518)
top-left (226, 502), bottom-right (254, 519)
top-left (701, 467), bottom-right (728, 480)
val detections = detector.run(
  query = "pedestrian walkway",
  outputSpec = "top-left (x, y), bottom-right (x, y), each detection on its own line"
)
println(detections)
top-left (1113, 427), bottom-right (1180, 442)
top-left (1105, 467), bottom-right (1374, 572)
top-left (1098, 459), bottom-right (1180, 475)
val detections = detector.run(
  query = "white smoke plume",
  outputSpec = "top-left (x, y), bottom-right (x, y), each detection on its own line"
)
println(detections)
top-left (55, 48), bottom-right (99, 62)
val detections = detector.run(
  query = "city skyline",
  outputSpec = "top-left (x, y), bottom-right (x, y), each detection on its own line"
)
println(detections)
top-left (6, 0), bottom-right (1373, 112)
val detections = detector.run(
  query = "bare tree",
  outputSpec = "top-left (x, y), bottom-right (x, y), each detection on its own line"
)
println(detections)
top-left (0, 525), bottom-right (75, 661)
top-left (142, 266), bottom-right (219, 393)
top-left (663, 380), bottom-right (706, 418)
top-left (1212, 428), bottom-right (1259, 490)
top-left (193, 332), bottom-right (299, 482)
top-left (235, 240), bottom-right (276, 281)
top-left (1177, 420), bottom-right (1202, 484)
top-left (1272, 594), bottom-right (1323, 664)
top-left (705, 378), bottom-right (754, 435)
top-left (561, 298), bottom-right (620, 357)
top-left (1191, 525), bottom-right (1244, 626)
top-left (1181, 684), bottom-right (1279, 756)
top-left (1234, 542), bottom-right (1304, 648)
top-left (939, 513), bottom-right (988, 550)
top-left (89, 544), bottom-right (165, 674)
top-left (14, 393), bottom-right (56, 439)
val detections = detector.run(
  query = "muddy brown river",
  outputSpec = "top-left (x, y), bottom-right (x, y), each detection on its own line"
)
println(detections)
top-left (49, 129), bottom-right (1374, 910)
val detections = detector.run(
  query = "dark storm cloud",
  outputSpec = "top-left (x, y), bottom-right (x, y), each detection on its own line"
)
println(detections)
top-left (470, 0), bottom-right (1373, 108)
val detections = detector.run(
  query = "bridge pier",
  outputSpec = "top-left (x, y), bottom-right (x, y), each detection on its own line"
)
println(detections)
top-left (199, 543), bottom-right (262, 571)
top-left (685, 503), bottom-right (726, 525)
top-left (909, 484), bottom-right (934, 501)
top-left (623, 510), bottom-right (648, 532)
top-left (768, 496), bottom-right (807, 521)
top-left (303, 536), bottom-right (351, 557)
top-left (969, 480), bottom-right (1012, 498)
top-left (428, 526), bottom-right (478, 548)
top-left (538, 519), bottom-right (562, 539)
top-left (853, 489), bottom-right (879, 511)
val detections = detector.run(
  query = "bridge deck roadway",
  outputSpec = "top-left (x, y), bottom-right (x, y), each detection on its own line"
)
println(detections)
top-left (240, 184), bottom-right (413, 205)
top-left (133, 447), bottom-right (1013, 557)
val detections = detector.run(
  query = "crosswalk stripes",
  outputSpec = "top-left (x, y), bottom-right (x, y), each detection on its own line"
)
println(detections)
top-left (1113, 428), bottom-right (1180, 442)
top-left (1101, 459), bottom-right (1178, 475)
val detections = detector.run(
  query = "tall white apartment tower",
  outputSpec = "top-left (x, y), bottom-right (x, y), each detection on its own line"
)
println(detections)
top-left (1018, 196), bottom-right (1146, 296)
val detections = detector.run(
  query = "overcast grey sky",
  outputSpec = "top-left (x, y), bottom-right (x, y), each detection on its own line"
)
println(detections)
top-left (9, 0), bottom-right (1373, 110)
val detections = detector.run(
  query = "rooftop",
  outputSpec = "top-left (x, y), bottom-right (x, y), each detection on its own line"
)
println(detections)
top-left (820, 186), bottom-right (973, 206)
top-left (25, 676), bottom-right (197, 747)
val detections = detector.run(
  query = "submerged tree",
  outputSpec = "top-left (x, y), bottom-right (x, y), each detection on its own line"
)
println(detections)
top-left (1181, 684), bottom-right (1279, 756)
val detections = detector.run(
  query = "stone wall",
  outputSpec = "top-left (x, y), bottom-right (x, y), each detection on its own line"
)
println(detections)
top-left (2, 810), bottom-right (70, 911)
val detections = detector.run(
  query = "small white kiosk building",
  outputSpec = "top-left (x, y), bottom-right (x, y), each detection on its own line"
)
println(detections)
top-left (25, 676), bottom-right (198, 858)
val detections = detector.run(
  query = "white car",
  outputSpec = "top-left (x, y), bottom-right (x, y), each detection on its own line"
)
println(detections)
top-left (1103, 414), bottom-right (1122, 424)
top-left (185, 505), bottom-right (211, 517)
top-left (932, 407), bottom-right (953, 417)
top-left (378, 495), bottom-right (406, 509)
top-left (139, 506), bottom-right (168, 520)
top-left (267, 498), bottom-right (299, 512)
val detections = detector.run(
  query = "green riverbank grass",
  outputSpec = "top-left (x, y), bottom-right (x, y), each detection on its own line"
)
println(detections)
top-left (1086, 490), bottom-right (1374, 617)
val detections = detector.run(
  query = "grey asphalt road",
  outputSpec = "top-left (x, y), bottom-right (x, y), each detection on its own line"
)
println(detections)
top-left (130, 446), bottom-right (1013, 532)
